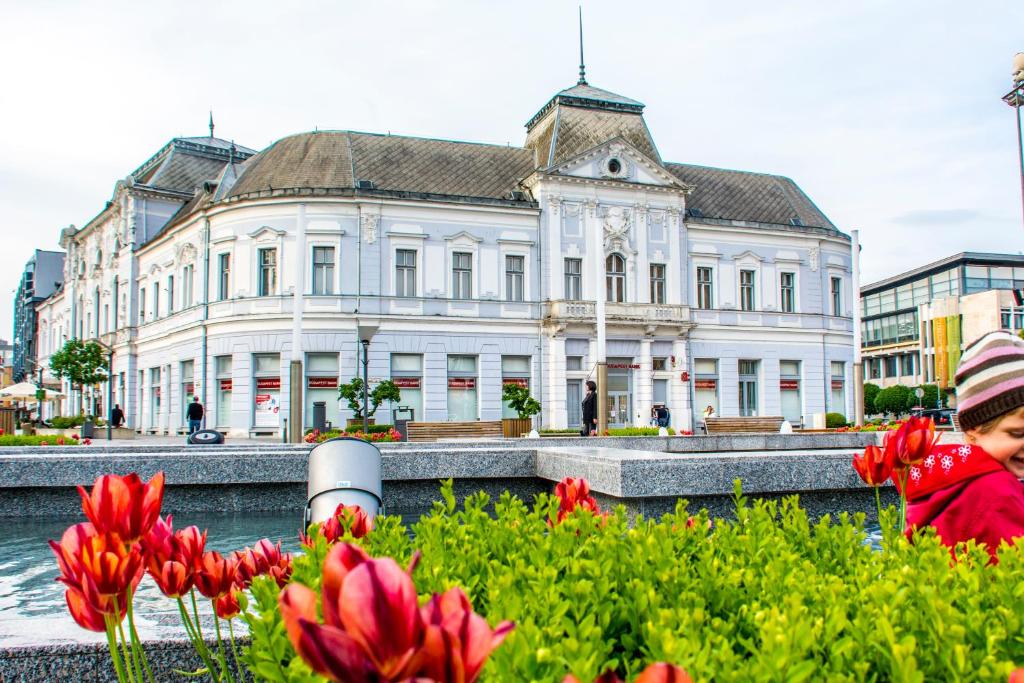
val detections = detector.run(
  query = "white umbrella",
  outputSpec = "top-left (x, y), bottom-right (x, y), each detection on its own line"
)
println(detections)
top-left (0, 382), bottom-right (64, 400)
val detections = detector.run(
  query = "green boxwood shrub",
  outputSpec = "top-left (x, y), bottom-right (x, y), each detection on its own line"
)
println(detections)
top-left (607, 426), bottom-right (676, 436)
top-left (0, 435), bottom-right (82, 446)
top-left (825, 412), bottom-right (847, 428)
top-left (244, 481), bottom-right (1024, 681)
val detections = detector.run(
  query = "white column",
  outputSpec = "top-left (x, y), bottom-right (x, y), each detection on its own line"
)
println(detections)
top-left (545, 334), bottom-right (567, 429)
top-left (636, 338), bottom-right (653, 426)
top-left (635, 204), bottom-right (648, 303)
top-left (667, 208), bottom-right (682, 305)
top-left (671, 338), bottom-right (690, 432)
top-left (547, 196), bottom-right (562, 300)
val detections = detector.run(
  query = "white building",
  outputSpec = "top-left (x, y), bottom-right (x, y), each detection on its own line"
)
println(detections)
top-left (35, 77), bottom-right (854, 436)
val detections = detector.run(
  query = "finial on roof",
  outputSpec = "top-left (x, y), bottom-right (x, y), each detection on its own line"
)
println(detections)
top-left (577, 6), bottom-right (587, 85)
top-left (209, 110), bottom-right (215, 138)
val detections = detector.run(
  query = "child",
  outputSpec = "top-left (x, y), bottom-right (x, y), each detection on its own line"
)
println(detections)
top-left (904, 330), bottom-right (1024, 561)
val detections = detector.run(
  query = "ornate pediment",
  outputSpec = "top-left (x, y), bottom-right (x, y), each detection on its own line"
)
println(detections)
top-left (547, 138), bottom-right (692, 191)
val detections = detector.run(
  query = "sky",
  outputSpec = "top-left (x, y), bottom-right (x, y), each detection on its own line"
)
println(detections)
top-left (1, 0), bottom-right (1022, 336)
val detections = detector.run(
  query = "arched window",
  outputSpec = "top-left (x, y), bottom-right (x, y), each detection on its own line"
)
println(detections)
top-left (606, 254), bottom-right (626, 303)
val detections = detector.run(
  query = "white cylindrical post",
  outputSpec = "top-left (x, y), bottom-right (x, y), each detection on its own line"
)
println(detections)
top-left (851, 229), bottom-right (864, 426)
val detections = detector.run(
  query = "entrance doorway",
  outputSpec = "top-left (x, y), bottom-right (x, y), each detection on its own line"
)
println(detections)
top-left (608, 392), bottom-right (630, 426)
top-left (606, 361), bottom-right (632, 427)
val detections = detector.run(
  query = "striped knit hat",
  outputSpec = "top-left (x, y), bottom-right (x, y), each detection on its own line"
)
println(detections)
top-left (955, 330), bottom-right (1024, 430)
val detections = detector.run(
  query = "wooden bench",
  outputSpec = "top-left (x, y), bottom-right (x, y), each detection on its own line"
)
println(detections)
top-left (407, 420), bottom-right (504, 442)
top-left (704, 416), bottom-right (785, 434)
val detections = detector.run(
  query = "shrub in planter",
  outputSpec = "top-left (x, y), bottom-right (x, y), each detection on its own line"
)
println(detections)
top-left (606, 426), bottom-right (677, 436)
top-left (825, 412), bottom-right (847, 428)
top-left (0, 434), bottom-right (82, 446)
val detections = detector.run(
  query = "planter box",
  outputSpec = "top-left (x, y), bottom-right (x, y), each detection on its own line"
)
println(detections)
top-left (502, 417), bottom-right (533, 438)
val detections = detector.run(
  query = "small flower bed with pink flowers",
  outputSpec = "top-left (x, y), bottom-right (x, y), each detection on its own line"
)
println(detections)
top-left (0, 434), bottom-right (87, 446)
top-left (303, 427), bottom-right (403, 444)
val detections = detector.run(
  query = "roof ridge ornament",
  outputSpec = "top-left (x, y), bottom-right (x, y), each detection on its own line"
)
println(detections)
top-left (208, 109), bottom-right (215, 139)
top-left (577, 6), bottom-right (587, 86)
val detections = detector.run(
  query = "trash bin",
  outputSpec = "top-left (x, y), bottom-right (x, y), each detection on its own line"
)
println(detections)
top-left (81, 419), bottom-right (95, 439)
top-left (313, 401), bottom-right (327, 432)
top-left (188, 429), bottom-right (225, 445)
top-left (304, 437), bottom-right (383, 529)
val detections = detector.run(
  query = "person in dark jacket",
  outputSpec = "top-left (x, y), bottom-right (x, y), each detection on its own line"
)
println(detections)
top-left (186, 396), bottom-right (204, 435)
top-left (904, 331), bottom-right (1024, 563)
top-left (110, 404), bottom-right (125, 428)
top-left (581, 380), bottom-right (597, 436)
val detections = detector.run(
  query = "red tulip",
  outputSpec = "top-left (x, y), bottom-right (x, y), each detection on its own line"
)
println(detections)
top-left (50, 522), bottom-right (96, 589)
top-left (280, 583), bottom-right (378, 683)
top-left (852, 444), bottom-right (895, 487)
top-left (194, 551), bottom-right (238, 599)
top-left (336, 555), bottom-right (423, 678)
top-left (232, 548), bottom-right (260, 589)
top-left (64, 584), bottom-right (112, 632)
top-left (323, 503), bottom-right (373, 543)
top-left (563, 674), bottom-right (624, 683)
top-left (251, 538), bottom-right (281, 573)
top-left (419, 587), bottom-right (515, 683)
top-left (883, 416), bottom-right (938, 467)
top-left (634, 663), bottom-right (692, 683)
top-left (214, 586), bottom-right (242, 619)
top-left (141, 515), bottom-right (175, 575)
top-left (153, 559), bottom-right (193, 598)
top-left (79, 472), bottom-right (165, 542)
top-left (78, 532), bottom-right (144, 599)
top-left (268, 552), bottom-right (293, 588)
top-left (554, 477), bottom-right (602, 523)
top-left (1009, 669), bottom-right (1024, 683)
top-left (322, 543), bottom-right (370, 626)
top-left (173, 525), bottom-right (206, 567)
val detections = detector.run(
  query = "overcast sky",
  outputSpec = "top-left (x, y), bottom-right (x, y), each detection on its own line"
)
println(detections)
top-left (1, 0), bottom-right (1022, 336)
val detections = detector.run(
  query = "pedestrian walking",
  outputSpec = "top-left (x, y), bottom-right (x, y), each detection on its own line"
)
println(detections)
top-left (581, 380), bottom-right (597, 436)
top-left (110, 404), bottom-right (125, 428)
top-left (186, 396), bottom-right (204, 435)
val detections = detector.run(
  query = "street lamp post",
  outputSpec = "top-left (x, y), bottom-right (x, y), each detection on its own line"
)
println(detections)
top-left (356, 321), bottom-right (379, 435)
top-left (1002, 53), bottom-right (1024, 230)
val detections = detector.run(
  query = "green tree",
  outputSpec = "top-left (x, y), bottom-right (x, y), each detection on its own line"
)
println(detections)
top-left (874, 384), bottom-right (912, 417)
top-left (338, 378), bottom-right (401, 419)
top-left (863, 383), bottom-right (881, 416)
top-left (501, 383), bottom-right (542, 420)
top-left (905, 384), bottom-right (947, 412)
top-left (49, 339), bottom-right (108, 415)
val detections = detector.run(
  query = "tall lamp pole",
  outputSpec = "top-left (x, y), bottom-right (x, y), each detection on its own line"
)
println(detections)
top-left (92, 338), bottom-right (115, 441)
top-left (1003, 53), bottom-right (1024, 230)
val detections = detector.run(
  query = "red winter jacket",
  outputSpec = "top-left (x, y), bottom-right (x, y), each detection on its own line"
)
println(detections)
top-left (902, 443), bottom-right (1024, 562)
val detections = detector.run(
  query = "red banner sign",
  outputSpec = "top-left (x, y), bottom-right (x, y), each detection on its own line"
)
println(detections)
top-left (608, 363), bottom-right (640, 369)
top-left (694, 379), bottom-right (717, 390)
top-left (220, 379), bottom-right (232, 391)
top-left (448, 377), bottom-right (476, 389)
top-left (307, 376), bottom-right (338, 389)
top-left (502, 377), bottom-right (529, 388)
top-left (256, 377), bottom-right (281, 390)
top-left (184, 382), bottom-right (195, 395)
top-left (392, 377), bottom-right (421, 389)
top-left (780, 379), bottom-right (799, 390)
top-left (831, 379), bottom-right (844, 390)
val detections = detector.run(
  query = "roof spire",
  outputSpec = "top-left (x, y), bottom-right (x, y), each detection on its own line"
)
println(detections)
top-left (577, 6), bottom-right (587, 85)
top-left (208, 110), bottom-right (215, 139)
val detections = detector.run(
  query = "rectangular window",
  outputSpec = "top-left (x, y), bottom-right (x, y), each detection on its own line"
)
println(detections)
top-left (831, 276), bottom-right (842, 316)
top-left (252, 353), bottom-right (281, 428)
top-left (167, 276), bottom-right (174, 313)
top-left (312, 246), bottom-right (335, 295)
top-left (738, 360), bottom-right (759, 416)
top-left (258, 248), bottom-right (277, 296)
top-left (830, 361), bottom-right (846, 413)
top-left (696, 267), bottom-right (713, 309)
top-left (650, 264), bottom-right (666, 304)
top-left (564, 258), bottom-right (582, 300)
top-left (153, 285), bottom-right (159, 318)
top-left (779, 360), bottom-right (801, 424)
top-left (182, 265), bottom-right (193, 307)
top-left (740, 270), bottom-right (755, 311)
top-left (693, 358), bottom-right (719, 426)
top-left (447, 354), bottom-right (478, 421)
top-left (505, 255), bottom-right (524, 302)
top-left (900, 353), bottom-right (917, 376)
top-left (884, 356), bottom-right (898, 378)
top-left (139, 288), bottom-right (146, 322)
top-left (652, 357), bottom-right (667, 371)
top-left (780, 272), bottom-right (795, 313)
top-left (390, 353), bottom-right (424, 421)
top-left (305, 352), bottom-right (339, 428)
top-left (395, 249), bottom-right (417, 297)
top-left (452, 252), bottom-right (472, 299)
top-left (501, 356), bottom-right (531, 418)
top-left (218, 253), bottom-right (230, 301)
top-left (216, 355), bottom-right (232, 427)
top-left (566, 356), bottom-right (583, 371)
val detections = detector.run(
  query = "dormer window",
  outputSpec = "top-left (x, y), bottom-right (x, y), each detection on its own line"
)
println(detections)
top-left (602, 156), bottom-right (627, 178)
top-left (607, 158), bottom-right (621, 175)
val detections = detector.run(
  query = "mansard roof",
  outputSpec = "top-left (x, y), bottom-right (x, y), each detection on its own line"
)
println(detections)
top-left (665, 162), bottom-right (839, 233)
top-left (131, 137), bottom-right (256, 195)
top-left (225, 131), bottom-right (536, 205)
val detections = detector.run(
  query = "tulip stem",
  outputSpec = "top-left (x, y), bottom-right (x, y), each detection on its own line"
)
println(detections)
top-left (211, 604), bottom-right (238, 683)
top-left (228, 619), bottom-right (245, 682)
top-left (126, 588), bottom-right (156, 683)
top-left (112, 595), bottom-right (138, 683)
top-left (874, 486), bottom-right (882, 527)
top-left (105, 616), bottom-right (130, 683)
top-left (177, 597), bottom-right (219, 680)
top-left (190, 590), bottom-right (205, 640)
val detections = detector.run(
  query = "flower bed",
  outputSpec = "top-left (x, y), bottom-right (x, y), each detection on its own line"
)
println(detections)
top-left (303, 427), bottom-right (402, 443)
top-left (0, 434), bottom-right (87, 446)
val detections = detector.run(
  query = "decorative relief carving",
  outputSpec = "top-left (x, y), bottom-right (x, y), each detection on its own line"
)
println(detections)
top-left (583, 200), bottom-right (598, 218)
top-left (602, 205), bottom-right (632, 255)
top-left (361, 214), bottom-right (379, 244)
top-left (564, 203), bottom-right (581, 217)
top-left (809, 248), bottom-right (820, 272)
top-left (175, 243), bottom-right (197, 266)
top-left (547, 195), bottom-right (562, 211)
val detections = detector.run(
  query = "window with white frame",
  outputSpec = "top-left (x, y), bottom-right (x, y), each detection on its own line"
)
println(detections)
top-left (740, 269), bottom-right (756, 311)
top-left (182, 264), bottom-right (194, 307)
top-left (779, 272), bottom-right (795, 313)
top-left (312, 246), bottom-right (335, 295)
top-left (395, 249), bottom-right (417, 297)
top-left (139, 287), bottom-right (146, 322)
top-left (696, 266), bottom-right (714, 309)
top-left (564, 258), bottom-right (582, 300)
top-left (505, 255), bottom-right (524, 302)
top-left (452, 252), bottom-right (472, 299)
top-left (258, 248), bottom-right (277, 296)
top-left (167, 275), bottom-right (174, 313)
top-left (153, 284), bottom-right (160, 318)
top-left (650, 263), bottom-right (666, 304)
top-left (606, 254), bottom-right (626, 303)
top-left (831, 276), bottom-right (842, 316)
top-left (217, 253), bottom-right (230, 301)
